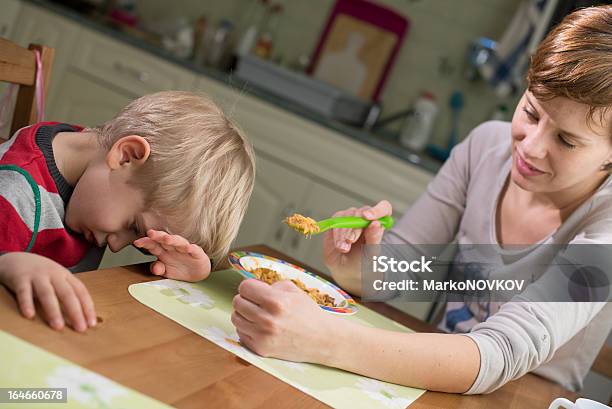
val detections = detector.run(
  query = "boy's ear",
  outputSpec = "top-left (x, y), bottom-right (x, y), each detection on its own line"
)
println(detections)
top-left (106, 135), bottom-right (151, 170)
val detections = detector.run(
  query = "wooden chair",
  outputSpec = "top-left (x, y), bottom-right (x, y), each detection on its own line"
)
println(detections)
top-left (0, 37), bottom-right (54, 139)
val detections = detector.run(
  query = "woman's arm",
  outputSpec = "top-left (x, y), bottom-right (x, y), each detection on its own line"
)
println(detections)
top-left (324, 319), bottom-right (481, 393)
top-left (232, 278), bottom-right (480, 393)
top-left (464, 300), bottom-right (609, 394)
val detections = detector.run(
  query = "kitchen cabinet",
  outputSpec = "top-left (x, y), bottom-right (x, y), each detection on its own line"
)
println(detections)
top-left (71, 29), bottom-right (196, 96)
top-left (46, 68), bottom-right (133, 124)
top-left (233, 153), bottom-right (312, 251)
top-left (13, 3), bottom-right (197, 122)
top-left (11, 2), bottom-right (81, 105)
top-left (194, 75), bottom-right (432, 211)
top-left (99, 242), bottom-right (157, 270)
top-left (0, 0), bottom-right (23, 138)
top-left (0, 0), bottom-right (21, 40)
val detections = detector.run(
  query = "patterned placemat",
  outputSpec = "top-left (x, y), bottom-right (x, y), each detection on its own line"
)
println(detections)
top-left (129, 269), bottom-right (425, 409)
top-left (0, 330), bottom-right (172, 409)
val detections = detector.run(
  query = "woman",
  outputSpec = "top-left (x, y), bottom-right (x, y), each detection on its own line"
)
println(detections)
top-left (231, 5), bottom-right (612, 394)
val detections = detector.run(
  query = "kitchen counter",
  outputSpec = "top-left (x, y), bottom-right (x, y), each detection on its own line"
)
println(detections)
top-left (27, 0), bottom-right (443, 174)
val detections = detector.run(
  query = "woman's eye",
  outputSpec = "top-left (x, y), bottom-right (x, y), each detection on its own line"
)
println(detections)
top-left (522, 107), bottom-right (538, 122)
top-left (558, 135), bottom-right (577, 150)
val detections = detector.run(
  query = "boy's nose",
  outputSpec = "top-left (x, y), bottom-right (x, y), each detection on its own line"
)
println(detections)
top-left (107, 234), bottom-right (125, 252)
top-left (92, 232), bottom-right (107, 248)
top-left (107, 231), bottom-right (136, 252)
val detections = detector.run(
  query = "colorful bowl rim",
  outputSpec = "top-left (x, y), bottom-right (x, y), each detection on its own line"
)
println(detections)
top-left (228, 251), bottom-right (358, 315)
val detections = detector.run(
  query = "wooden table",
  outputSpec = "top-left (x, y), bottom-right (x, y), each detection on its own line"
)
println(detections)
top-left (0, 245), bottom-right (578, 408)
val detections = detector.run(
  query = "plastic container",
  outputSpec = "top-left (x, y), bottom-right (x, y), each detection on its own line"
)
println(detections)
top-left (399, 92), bottom-right (438, 152)
top-left (235, 55), bottom-right (373, 125)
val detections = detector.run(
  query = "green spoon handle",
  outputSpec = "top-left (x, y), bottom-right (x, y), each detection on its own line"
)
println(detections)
top-left (317, 215), bottom-right (394, 233)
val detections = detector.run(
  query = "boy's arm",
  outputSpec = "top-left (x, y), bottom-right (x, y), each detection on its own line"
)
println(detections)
top-left (0, 252), bottom-right (97, 332)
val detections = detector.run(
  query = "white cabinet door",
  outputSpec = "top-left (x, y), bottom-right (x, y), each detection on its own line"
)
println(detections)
top-left (0, 0), bottom-right (22, 40)
top-left (234, 153), bottom-right (312, 253)
top-left (0, 0), bottom-right (23, 139)
top-left (47, 68), bottom-right (134, 126)
top-left (12, 3), bottom-right (81, 105)
top-left (99, 245), bottom-right (156, 270)
top-left (72, 29), bottom-right (197, 96)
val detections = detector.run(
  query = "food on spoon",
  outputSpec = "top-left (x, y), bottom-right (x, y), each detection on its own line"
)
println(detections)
top-left (284, 213), bottom-right (320, 237)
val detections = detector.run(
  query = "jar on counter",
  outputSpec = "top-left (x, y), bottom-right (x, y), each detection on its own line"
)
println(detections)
top-left (399, 92), bottom-right (438, 152)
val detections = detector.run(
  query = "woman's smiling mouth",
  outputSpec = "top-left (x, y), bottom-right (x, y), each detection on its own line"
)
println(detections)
top-left (515, 149), bottom-right (546, 177)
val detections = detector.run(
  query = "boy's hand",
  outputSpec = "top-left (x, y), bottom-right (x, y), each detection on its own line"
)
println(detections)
top-left (0, 252), bottom-right (97, 332)
top-left (133, 230), bottom-right (211, 282)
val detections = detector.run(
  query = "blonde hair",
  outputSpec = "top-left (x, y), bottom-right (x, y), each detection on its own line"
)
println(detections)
top-left (94, 91), bottom-right (255, 266)
top-left (527, 5), bottom-right (612, 131)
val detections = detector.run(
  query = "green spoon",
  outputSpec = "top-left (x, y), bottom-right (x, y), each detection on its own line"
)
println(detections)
top-left (285, 214), bottom-right (395, 236)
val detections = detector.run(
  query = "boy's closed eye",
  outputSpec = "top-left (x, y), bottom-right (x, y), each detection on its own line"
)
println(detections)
top-left (129, 220), bottom-right (143, 237)
top-left (130, 220), bottom-right (152, 255)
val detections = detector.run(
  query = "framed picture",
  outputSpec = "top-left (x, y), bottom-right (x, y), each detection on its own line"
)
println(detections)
top-left (308, 0), bottom-right (409, 101)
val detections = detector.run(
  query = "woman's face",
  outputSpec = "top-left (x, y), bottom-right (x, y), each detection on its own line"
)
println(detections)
top-left (510, 91), bottom-right (612, 194)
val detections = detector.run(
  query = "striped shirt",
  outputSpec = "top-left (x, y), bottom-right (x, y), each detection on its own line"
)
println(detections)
top-left (0, 123), bottom-right (103, 272)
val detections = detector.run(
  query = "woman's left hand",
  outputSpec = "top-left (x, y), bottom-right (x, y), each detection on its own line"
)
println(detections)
top-left (231, 278), bottom-right (335, 363)
top-left (133, 230), bottom-right (211, 282)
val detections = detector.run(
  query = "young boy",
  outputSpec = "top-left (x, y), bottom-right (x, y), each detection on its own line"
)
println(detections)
top-left (0, 91), bottom-right (255, 333)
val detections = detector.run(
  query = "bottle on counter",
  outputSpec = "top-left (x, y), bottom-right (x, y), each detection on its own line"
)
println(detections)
top-left (233, 0), bottom-right (267, 61)
top-left (204, 19), bottom-right (235, 71)
top-left (192, 16), bottom-right (208, 64)
top-left (253, 2), bottom-right (283, 60)
top-left (399, 92), bottom-right (439, 152)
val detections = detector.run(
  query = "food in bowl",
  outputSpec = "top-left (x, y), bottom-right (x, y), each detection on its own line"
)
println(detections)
top-left (249, 267), bottom-right (336, 307)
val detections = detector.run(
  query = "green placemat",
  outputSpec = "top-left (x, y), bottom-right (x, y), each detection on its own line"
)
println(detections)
top-left (0, 330), bottom-right (172, 409)
top-left (128, 269), bottom-right (425, 409)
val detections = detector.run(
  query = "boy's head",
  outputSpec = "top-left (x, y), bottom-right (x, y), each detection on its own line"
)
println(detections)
top-left (65, 91), bottom-right (256, 265)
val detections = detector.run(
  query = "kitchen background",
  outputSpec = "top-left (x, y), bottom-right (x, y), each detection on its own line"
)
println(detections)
top-left (0, 0), bottom-right (610, 403)
top-left (134, 0), bottom-right (523, 150)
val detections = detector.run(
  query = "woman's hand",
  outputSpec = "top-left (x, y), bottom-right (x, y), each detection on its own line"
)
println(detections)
top-left (133, 230), bottom-right (211, 282)
top-left (231, 278), bottom-right (335, 363)
top-left (323, 200), bottom-right (392, 295)
top-left (0, 252), bottom-right (97, 332)
top-left (232, 277), bottom-right (480, 393)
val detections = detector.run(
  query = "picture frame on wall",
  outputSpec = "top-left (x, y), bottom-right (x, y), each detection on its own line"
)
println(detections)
top-left (308, 0), bottom-right (409, 102)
